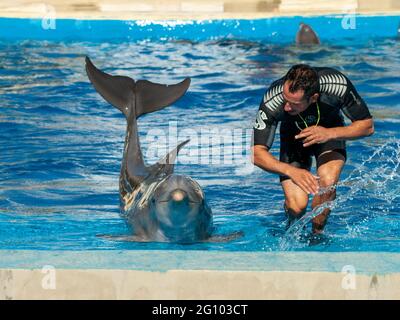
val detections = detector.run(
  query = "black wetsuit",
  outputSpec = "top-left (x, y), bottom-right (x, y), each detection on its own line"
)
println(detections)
top-left (252, 67), bottom-right (372, 181)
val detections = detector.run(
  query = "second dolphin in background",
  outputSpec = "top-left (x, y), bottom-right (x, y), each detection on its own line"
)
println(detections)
top-left (296, 23), bottom-right (321, 45)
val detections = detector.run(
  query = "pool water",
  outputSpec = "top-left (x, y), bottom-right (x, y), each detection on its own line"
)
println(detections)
top-left (0, 18), bottom-right (399, 252)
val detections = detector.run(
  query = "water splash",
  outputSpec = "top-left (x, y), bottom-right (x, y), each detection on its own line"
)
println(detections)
top-left (279, 140), bottom-right (400, 251)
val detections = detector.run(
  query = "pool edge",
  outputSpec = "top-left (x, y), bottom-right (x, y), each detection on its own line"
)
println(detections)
top-left (1, 250), bottom-right (399, 273)
top-left (1, 268), bottom-right (399, 299)
top-left (0, 10), bottom-right (400, 21)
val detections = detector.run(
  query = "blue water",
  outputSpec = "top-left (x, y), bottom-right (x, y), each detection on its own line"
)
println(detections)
top-left (0, 17), bottom-right (399, 252)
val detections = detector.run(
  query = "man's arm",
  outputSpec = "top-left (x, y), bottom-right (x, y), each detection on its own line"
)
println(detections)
top-left (252, 145), bottom-right (320, 195)
top-left (252, 145), bottom-right (292, 176)
top-left (297, 118), bottom-right (374, 147)
top-left (296, 72), bottom-right (374, 147)
top-left (329, 118), bottom-right (374, 140)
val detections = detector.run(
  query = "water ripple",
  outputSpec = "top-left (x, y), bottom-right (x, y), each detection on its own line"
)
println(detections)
top-left (0, 37), bottom-right (399, 251)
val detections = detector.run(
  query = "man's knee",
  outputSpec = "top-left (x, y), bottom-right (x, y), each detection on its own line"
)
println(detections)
top-left (285, 198), bottom-right (308, 217)
top-left (316, 175), bottom-right (338, 201)
top-left (317, 156), bottom-right (344, 188)
top-left (317, 169), bottom-right (338, 188)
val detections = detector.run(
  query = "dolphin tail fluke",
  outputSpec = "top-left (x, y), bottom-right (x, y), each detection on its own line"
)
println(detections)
top-left (135, 78), bottom-right (191, 118)
top-left (85, 56), bottom-right (191, 119)
top-left (85, 56), bottom-right (136, 118)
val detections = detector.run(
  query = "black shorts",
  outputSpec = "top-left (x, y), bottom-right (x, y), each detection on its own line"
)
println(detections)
top-left (279, 130), bottom-right (347, 182)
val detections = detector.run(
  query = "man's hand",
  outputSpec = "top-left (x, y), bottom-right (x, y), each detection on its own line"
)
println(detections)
top-left (295, 126), bottom-right (333, 147)
top-left (287, 167), bottom-right (320, 195)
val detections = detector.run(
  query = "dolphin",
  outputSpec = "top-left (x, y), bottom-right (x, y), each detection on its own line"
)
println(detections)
top-left (295, 23), bottom-right (320, 45)
top-left (85, 57), bottom-right (241, 243)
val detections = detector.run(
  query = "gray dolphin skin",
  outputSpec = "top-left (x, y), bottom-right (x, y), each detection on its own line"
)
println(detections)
top-left (85, 56), bottom-right (214, 243)
top-left (295, 23), bottom-right (320, 45)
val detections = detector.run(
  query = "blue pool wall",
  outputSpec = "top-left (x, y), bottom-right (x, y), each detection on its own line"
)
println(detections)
top-left (1, 15), bottom-right (399, 42)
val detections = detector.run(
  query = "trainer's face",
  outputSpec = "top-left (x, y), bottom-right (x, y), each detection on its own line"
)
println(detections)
top-left (283, 81), bottom-right (314, 115)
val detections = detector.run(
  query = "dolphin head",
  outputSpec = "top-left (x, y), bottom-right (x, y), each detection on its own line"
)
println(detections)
top-left (149, 174), bottom-right (212, 242)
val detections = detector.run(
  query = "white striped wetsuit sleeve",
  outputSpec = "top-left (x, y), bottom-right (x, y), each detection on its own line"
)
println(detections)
top-left (319, 71), bottom-right (372, 121)
top-left (252, 82), bottom-right (284, 149)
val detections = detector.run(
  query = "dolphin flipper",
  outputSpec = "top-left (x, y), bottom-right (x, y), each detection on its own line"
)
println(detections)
top-left (98, 231), bottom-right (244, 243)
top-left (85, 56), bottom-right (191, 119)
top-left (148, 139), bottom-right (190, 176)
top-left (97, 234), bottom-right (148, 242)
top-left (203, 231), bottom-right (244, 243)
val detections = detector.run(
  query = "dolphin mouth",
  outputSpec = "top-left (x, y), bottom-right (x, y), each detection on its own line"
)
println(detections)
top-left (157, 188), bottom-right (201, 204)
top-left (157, 200), bottom-right (201, 204)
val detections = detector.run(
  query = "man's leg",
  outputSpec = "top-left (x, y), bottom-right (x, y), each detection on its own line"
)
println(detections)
top-left (311, 150), bottom-right (345, 234)
top-left (279, 124), bottom-right (312, 228)
top-left (281, 178), bottom-right (309, 226)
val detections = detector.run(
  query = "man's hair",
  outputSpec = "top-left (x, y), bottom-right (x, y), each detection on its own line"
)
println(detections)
top-left (284, 64), bottom-right (319, 100)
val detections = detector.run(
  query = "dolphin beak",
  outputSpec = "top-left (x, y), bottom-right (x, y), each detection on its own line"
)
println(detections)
top-left (157, 188), bottom-right (200, 204)
top-left (170, 189), bottom-right (188, 203)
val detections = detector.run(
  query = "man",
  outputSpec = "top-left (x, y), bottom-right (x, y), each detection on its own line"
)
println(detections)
top-left (252, 64), bottom-right (374, 234)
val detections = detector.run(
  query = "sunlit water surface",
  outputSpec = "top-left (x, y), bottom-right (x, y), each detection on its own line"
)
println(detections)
top-left (0, 37), bottom-right (399, 251)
